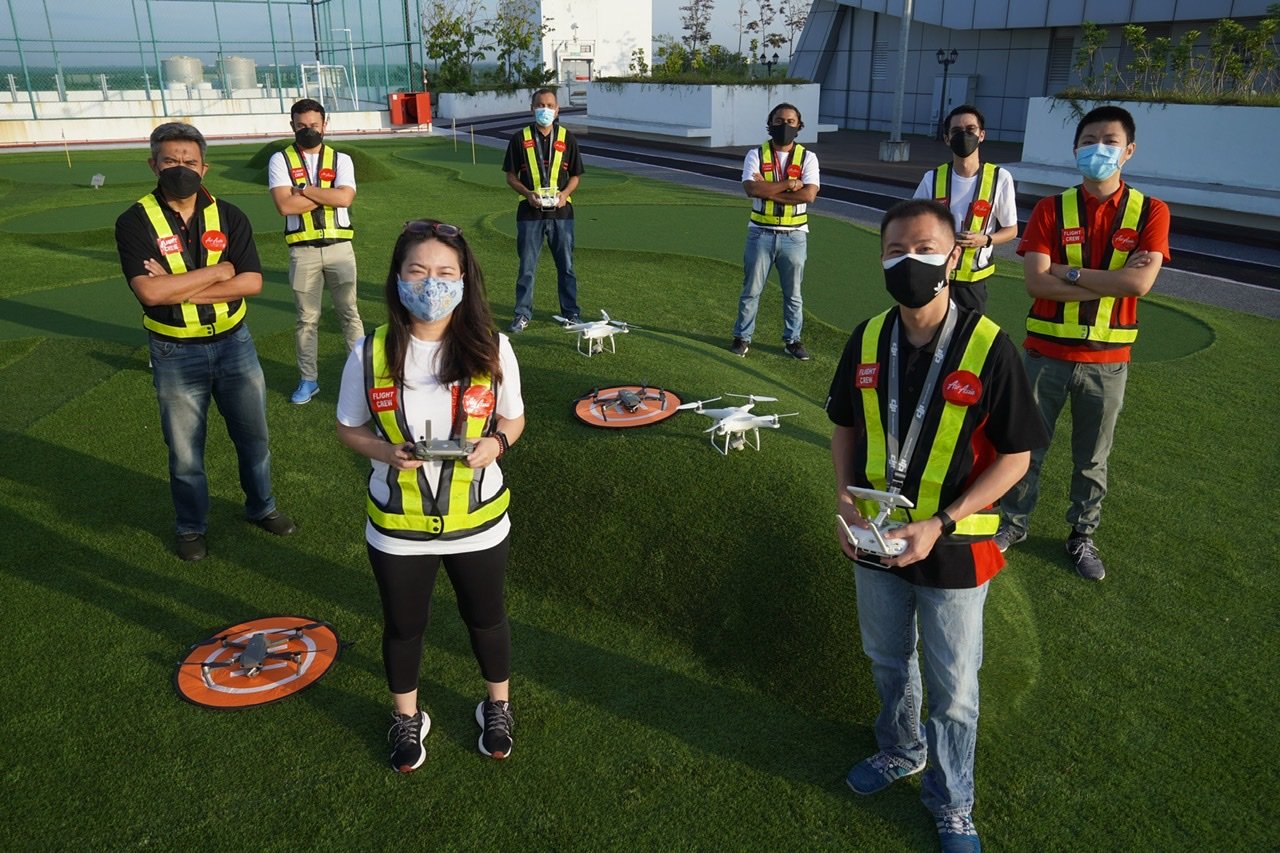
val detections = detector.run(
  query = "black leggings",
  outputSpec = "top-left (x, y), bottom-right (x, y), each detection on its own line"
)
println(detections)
top-left (367, 536), bottom-right (511, 694)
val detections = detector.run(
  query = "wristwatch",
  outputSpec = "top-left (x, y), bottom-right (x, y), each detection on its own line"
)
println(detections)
top-left (1065, 267), bottom-right (1083, 283)
top-left (933, 510), bottom-right (957, 537)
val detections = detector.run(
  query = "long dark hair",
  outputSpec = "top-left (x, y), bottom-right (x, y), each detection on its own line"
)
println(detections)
top-left (383, 220), bottom-right (501, 386)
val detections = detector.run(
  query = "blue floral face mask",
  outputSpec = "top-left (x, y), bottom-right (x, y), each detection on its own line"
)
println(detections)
top-left (397, 276), bottom-right (464, 322)
top-left (1075, 143), bottom-right (1124, 181)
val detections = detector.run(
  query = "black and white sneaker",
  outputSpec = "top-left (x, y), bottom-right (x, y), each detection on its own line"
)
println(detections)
top-left (475, 699), bottom-right (514, 759)
top-left (388, 709), bottom-right (430, 773)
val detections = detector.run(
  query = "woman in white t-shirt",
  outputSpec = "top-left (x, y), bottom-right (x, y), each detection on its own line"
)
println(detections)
top-left (336, 220), bottom-right (525, 773)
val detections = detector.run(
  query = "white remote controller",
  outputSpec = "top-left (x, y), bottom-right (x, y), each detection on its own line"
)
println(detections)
top-left (836, 514), bottom-right (907, 557)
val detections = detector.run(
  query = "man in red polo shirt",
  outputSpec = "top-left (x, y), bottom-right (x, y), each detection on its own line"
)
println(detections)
top-left (996, 105), bottom-right (1170, 580)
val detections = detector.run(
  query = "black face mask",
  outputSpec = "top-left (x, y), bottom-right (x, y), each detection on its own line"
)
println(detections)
top-left (948, 130), bottom-right (980, 157)
top-left (157, 165), bottom-right (203, 199)
top-left (768, 123), bottom-right (799, 146)
top-left (883, 254), bottom-right (950, 309)
top-left (294, 127), bottom-right (323, 149)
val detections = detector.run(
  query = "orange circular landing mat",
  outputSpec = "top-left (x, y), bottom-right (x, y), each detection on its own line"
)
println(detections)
top-left (174, 616), bottom-right (342, 710)
top-left (573, 385), bottom-right (684, 428)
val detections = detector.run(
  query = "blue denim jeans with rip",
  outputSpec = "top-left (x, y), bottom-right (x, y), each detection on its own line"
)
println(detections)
top-left (514, 217), bottom-right (579, 320)
top-left (854, 564), bottom-right (989, 818)
top-left (149, 323), bottom-right (276, 535)
top-left (732, 226), bottom-right (806, 343)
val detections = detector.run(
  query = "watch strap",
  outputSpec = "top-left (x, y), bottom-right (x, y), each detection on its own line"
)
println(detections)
top-left (933, 510), bottom-right (957, 537)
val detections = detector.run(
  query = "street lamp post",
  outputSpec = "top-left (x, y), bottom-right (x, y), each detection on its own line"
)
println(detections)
top-left (760, 51), bottom-right (780, 78)
top-left (936, 48), bottom-right (958, 140)
top-left (333, 27), bottom-right (358, 109)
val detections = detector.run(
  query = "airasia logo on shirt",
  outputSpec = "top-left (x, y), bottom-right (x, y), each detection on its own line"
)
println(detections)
top-left (856, 363), bottom-right (879, 389)
top-left (201, 230), bottom-right (227, 252)
top-left (318, 167), bottom-right (336, 182)
top-left (553, 140), bottom-right (566, 153)
top-left (1112, 228), bottom-right (1139, 252)
top-left (971, 199), bottom-right (992, 218)
top-left (786, 163), bottom-right (802, 179)
top-left (369, 387), bottom-right (398, 413)
top-left (1062, 227), bottom-right (1085, 245)
top-left (942, 370), bottom-right (983, 405)
top-left (156, 234), bottom-right (183, 256)
top-left (462, 385), bottom-right (496, 417)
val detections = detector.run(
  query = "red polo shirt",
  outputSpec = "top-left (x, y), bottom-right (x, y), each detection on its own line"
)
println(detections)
top-left (1017, 181), bottom-right (1171, 363)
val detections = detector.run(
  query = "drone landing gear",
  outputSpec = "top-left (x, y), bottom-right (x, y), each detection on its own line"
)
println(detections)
top-left (576, 333), bottom-right (615, 357)
top-left (714, 428), bottom-right (761, 456)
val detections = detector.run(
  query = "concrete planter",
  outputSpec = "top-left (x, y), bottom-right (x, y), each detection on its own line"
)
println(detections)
top-left (433, 89), bottom-right (537, 122)
top-left (1018, 97), bottom-right (1280, 231)
top-left (584, 81), bottom-right (826, 148)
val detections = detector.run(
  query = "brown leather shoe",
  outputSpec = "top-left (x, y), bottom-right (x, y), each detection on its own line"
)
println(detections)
top-left (251, 510), bottom-right (297, 537)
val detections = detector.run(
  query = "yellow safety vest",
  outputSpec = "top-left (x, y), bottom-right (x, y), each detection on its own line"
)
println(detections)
top-left (521, 126), bottom-right (572, 203)
top-left (1026, 186), bottom-right (1147, 348)
top-left (856, 308), bottom-right (1002, 540)
top-left (933, 162), bottom-right (999, 282)
top-left (137, 191), bottom-right (247, 340)
top-left (282, 144), bottom-right (354, 244)
top-left (751, 142), bottom-right (808, 227)
top-left (362, 324), bottom-right (510, 541)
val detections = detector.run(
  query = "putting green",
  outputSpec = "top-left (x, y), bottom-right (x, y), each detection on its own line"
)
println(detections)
top-left (0, 160), bottom-right (157, 186)
top-left (0, 192), bottom-right (289, 237)
top-left (394, 144), bottom-right (632, 191)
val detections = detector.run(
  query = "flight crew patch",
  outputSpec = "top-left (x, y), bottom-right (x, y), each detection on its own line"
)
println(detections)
top-left (369, 386), bottom-right (398, 413)
top-left (856, 363), bottom-right (880, 389)
top-left (289, 166), bottom-right (307, 182)
top-left (942, 370), bottom-right (983, 405)
top-left (1062, 227), bottom-right (1084, 245)
top-left (156, 234), bottom-right (183, 255)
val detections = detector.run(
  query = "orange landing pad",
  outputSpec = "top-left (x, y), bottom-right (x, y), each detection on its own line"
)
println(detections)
top-left (573, 386), bottom-right (684, 428)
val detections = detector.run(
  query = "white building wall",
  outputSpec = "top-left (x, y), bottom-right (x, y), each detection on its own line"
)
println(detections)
top-left (537, 0), bottom-right (652, 80)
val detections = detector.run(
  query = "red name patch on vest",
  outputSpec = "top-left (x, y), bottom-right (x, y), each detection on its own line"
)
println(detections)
top-left (369, 387), bottom-right (398, 413)
top-left (201, 230), bottom-right (227, 252)
top-left (156, 234), bottom-right (183, 256)
top-left (1112, 228), bottom-right (1139, 252)
top-left (971, 199), bottom-right (992, 218)
top-left (761, 162), bottom-right (775, 173)
top-left (553, 140), bottom-right (566, 153)
top-left (318, 167), bottom-right (336, 182)
top-left (462, 385), bottom-right (496, 418)
top-left (289, 166), bottom-right (307, 182)
top-left (856, 363), bottom-right (880, 389)
top-left (786, 163), bottom-right (802, 179)
top-left (522, 138), bottom-right (535, 149)
top-left (1062, 227), bottom-right (1085, 245)
top-left (942, 370), bottom-right (983, 405)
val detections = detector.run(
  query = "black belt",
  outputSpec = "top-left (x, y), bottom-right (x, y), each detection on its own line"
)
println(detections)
top-left (292, 238), bottom-right (349, 248)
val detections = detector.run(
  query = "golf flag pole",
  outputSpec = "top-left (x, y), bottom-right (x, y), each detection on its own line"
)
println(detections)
top-left (62, 130), bottom-right (71, 168)
top-left (470, 125), bottom-right (475, 165)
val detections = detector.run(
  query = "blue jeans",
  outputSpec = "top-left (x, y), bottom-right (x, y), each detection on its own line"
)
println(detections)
top-left (514, 217), bottom-right (579, 320)
top-left (149, 323), bottom-right (276, 535)
top-left (1001, 353), bottom-right (1128, 537)
top-left (732, 227), bottom-right (806, 343)
top-left (854, 565), bottom-right (988, 818)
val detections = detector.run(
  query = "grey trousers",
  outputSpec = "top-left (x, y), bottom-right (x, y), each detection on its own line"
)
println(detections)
top-left (1001, 352), bottom-right (1128, 537)
top-left (289, 241), bottom-right (363, 381)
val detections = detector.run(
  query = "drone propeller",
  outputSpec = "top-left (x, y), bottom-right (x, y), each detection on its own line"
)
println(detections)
top-left (726, 393), bottom-right (778, 403)
top-left (608, 319), bottom-right (641, 331)
top-left (703, 423), bottom-right (722, 433)
top-left (773, 412), bottom-right (801, 419)
top-left (677, 396), bottom-right (722, 410)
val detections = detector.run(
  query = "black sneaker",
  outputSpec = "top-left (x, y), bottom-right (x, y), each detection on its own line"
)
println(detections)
top-left (475, 699), bottom-right (514, 759)
top-left (784, 340), bottom-right (811, 361)
top-left (1066, 534), bottom-right (1106, 581)
top-left (175, 532), bottom-right (207, 562)
top-left (992, 526), bottom-right (1027, 553)
top-left (730, 338), bottom-right (749, 357)
top-left (388, 710), bottom-right (430, 773)
top-left (250, 510), bottom-right (296, 537)
top-left (508, 316), bottom-right (529, 334)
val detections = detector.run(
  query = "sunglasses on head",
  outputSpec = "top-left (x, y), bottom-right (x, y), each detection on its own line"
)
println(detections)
top-left (402, 220), bottom-right (462, 239)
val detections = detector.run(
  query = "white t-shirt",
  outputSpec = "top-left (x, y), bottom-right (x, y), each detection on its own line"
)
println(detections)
top-left (267, 147), bottom-right (356, 233)
top-left (336, 332), bottom-right (524, 556)
top-left (742, 144), bottom-right (822, 233)
top-left (913, 164), bottom-right (1017, 270)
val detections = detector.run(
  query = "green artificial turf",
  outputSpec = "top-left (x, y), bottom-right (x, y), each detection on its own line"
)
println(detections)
top-left (0, 137), bottom-right (1276, 850)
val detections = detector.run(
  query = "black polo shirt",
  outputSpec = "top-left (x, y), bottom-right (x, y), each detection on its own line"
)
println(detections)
top-left (501, 122), bottom-right (584, 222)
top-left (826, 302), bottom-right (1047, 588)
top-left (115, 186), bottom-right (261, 340)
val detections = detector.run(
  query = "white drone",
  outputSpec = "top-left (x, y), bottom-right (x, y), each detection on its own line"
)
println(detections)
top-left (552, 310), bottom-right (640, 356)
top-left (676, 394), bottom-right (799, 456)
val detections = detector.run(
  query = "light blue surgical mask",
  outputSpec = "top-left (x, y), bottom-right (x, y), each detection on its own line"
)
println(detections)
top-left (1075, 143), bottom-right (1125, 181)
top-left (397, 276), bottom-right (464, 322)
top-left (533, 107), bottom-right (556, 127)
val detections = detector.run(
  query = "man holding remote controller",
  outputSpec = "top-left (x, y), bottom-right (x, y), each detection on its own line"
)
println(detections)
top-left (501, 87), bottom-right (583, 334)
top-left (825, 199), bottom-right (1045, 853)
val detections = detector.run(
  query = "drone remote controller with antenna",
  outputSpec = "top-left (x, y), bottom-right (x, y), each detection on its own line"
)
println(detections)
top-left (836, 486), bottom-right (916, 558)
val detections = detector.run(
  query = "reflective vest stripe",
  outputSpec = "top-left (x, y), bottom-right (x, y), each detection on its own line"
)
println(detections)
top-left (855, 310), bottom-right (1001, 538)
top-left (1026, 187), bottom-right (1145, 345)
top-left (282, 145), bottom-right (354, 244)
top-left (363, 325), bottom-right (510, 540)
top-left (933, 162), bottom-right (998, 282)
top-left (751, 143), bottom-right (808, 227)
top-left (522, 126), bottom-right (572, 203)
top-left (138, 192), bottom-right (245, 339)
